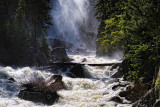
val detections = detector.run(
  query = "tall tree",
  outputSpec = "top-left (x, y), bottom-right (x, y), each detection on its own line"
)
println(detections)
top-left (25, 0), bottom-right (52, 52)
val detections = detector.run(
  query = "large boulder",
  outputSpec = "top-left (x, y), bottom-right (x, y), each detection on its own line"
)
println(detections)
top-left (18, 75), bottom-right (65, 105)
top-left (51, 47), bottom-right (70, 63)
top-left (18, 90), bottom-right (59, 105)
top-left (45, 75), bottom-right (66, 91)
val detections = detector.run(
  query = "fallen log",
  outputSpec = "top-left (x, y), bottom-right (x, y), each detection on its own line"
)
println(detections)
top-left (49, 62), bottom-right (121, 66)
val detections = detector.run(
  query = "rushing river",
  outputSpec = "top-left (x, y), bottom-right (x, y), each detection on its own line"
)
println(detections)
top-left (0, 55), bottom-right (132, 107)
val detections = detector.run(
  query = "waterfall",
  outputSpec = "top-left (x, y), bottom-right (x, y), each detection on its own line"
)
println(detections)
top-left (48, 0), bottom-right (98, 50)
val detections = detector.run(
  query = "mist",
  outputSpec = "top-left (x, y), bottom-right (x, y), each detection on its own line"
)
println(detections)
top-left (48, 0), bottom-right (98, 50)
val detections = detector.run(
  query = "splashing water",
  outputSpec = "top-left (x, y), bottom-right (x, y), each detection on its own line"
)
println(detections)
top-left (0, 55), bottom-right (131, 107)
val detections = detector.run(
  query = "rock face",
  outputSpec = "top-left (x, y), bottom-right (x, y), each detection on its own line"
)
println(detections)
top-left (51, 47), bottom-right (70, 63)
top-left (111, 71), bottom-right (123, 78)
top-left (110, 63), bottom-right (124, 78)
top-left (18, 75), bottom-right (65, 105)
top-left (132, 84), bottom-right (160, 107)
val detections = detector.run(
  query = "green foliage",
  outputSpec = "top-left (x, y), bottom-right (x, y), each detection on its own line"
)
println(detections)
top-left (96, 14), bottom-right (125, 53)
top-left (40, 36), bottom-right (51, 60)
top-left (95, 0), bottom-right (125, 54)
top-left (155, 78), bottom-right (160, 86)
top-left (95, 0), bottom-right (160, 82)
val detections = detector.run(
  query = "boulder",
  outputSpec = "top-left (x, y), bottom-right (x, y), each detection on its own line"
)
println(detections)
top-left (112, 82), bottom-right (129, 90)
top-left (18, 90), bottom-right (59, 105)
top-left (81, 58), bottom-right (87, 62)
top-left (45, 75), bottom-right (66, 91)
top-left (51, 47), bottom-right (70, 63)
top-left (119, 91), bottom-right (128, 97)
top-left (18, 75), bottom-right (65, 105)
top-left (69, 65), bottom-right (85, 78)
top-left (8, 78), bottom-right (15, 82)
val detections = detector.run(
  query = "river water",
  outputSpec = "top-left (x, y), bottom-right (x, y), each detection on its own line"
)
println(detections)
top-left (0, 55), bottom-right (132, 107)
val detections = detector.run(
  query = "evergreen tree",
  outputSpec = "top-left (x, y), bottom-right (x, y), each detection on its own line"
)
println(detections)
top-left (95, 0), bottom-right (160, 82)
top-left (5, 0), bottom-right (30, 64)
top-left (25, 0), bottom-right (52, 52)
top-left (40, 35), bottom-right (51, 60)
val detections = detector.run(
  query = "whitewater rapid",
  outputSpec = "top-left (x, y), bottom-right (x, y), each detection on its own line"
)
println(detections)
top-left (0, 55), bottom-right (131, 107)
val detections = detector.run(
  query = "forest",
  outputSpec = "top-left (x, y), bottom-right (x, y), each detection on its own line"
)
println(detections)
top-left (95, 0), bottom-right (160, 82)
top-left (0, 0), bottom-right (51, 65)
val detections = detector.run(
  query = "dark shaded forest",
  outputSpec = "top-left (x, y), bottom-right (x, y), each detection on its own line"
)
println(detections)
top-left (0, 0), bottom-right (51, 65)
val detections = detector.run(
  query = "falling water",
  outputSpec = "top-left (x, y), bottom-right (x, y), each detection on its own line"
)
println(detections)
top-left (48, 0), bottom-right (98, 49)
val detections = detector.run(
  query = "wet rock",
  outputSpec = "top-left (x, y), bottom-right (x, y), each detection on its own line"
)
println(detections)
top-left (111, 70), bottom-right (123, 78)
top-left (69, 65), bottom-right (85, 78)
top-left (8, 78), bottom-right (15, 82)
top-left (51, 47), bottom-right (70, 63)
top-left (126, 85), bottom-right (133, 91)
top-left (45, 75), bottom-right (66, 91)
top-left (119, 91), bottom-right (127, 97)
top-left (18, 90), bottom-right (59, 105)
top-left (112, 83), bottom-right (128, 90)
top-left (18, 75), bottom-right (65, 104)
top-left (103, 91), bottom-right (109, 95)
top-left (110, 63), bottom-right (121, 71)
top-left (81, 58), bottom-right (87, 62)
top-left (109, 96), bottom-right (123, 103)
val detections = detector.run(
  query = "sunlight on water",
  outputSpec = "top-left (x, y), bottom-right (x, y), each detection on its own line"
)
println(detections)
top-left (0, 62), bottom-right (131, 107)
